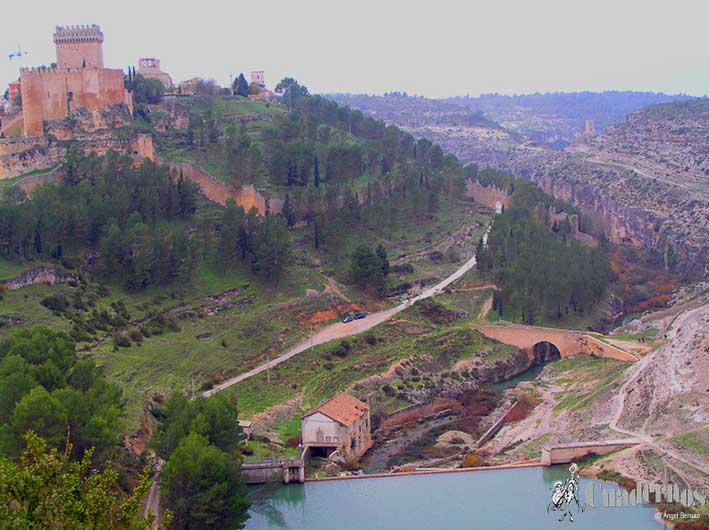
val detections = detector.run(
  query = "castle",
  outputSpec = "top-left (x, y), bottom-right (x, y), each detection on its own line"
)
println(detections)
top-left (138, 58), bottom-right (173, 88)
top-left (19, 25), bottom-right (132, 137)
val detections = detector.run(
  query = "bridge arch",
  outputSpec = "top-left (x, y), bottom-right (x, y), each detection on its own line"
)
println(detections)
top-left (531, 341), bottom-right (562, 364)
top-left (473, 323), bottom-right (638, 362)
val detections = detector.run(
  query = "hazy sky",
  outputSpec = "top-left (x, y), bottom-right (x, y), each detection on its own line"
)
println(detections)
top-left (2, 0), bottom-right (708, 98)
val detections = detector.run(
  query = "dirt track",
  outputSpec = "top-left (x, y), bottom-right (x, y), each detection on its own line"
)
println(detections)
top-left (203, 225), bottom-right (492, 397)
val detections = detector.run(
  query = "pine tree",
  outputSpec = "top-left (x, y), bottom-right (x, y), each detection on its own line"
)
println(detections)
top-left (313, 216), bottom-right (321, 249)
top-left (281, 193), bottom-right (296, 228)
top-left (313, 156), bottom-right (320, 187)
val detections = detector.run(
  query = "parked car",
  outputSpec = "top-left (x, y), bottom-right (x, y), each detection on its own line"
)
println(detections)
top-left (354, 312), bottom-right (367, 320)
top-left (342, 315), bottom-right (354, 323)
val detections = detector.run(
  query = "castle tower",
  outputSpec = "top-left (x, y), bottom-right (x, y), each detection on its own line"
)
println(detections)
top-left (20, 24), bottom-right (131, 137)
top-left (585, 119), bottom-right (595, 136)
top-left (53, 24), bottom-right (104, 70)
top-left (138, 58), bottom-right (173, 88)
top-left (250, 70), bottom-right (265, 88)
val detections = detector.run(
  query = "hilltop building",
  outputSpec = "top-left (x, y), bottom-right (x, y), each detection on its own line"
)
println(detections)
top-left (138, 58), bottom-right (173, 88)
top-left (178, 77), bottom-right (200, 95)
top-left (585, 119), bottom-right (596, 136)
top-left (301, 392), bottom-right (372, 460)
top-left (19, 24), bottom-right (132, 137)
top-left (250, 70), bottom-right (266, 88)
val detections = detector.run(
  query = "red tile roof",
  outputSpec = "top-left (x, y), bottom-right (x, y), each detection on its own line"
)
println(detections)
top-left (303, 392), bottom-right (368, 427)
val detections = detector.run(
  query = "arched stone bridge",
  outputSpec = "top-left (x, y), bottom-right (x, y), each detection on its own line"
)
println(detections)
top-left (473, 323), bottom-right (639, 362)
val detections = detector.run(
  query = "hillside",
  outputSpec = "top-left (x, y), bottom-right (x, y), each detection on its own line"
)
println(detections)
top-left (446, 91), bottom-right (694, 147)
top-left (331, 94), bottom-right (709, 279)
top-left (482, 283), bottom-right (709, 491)
top-left (0, 88), bottom-right (493, 431)
top-left (571, 99), bottom-right (709, 195)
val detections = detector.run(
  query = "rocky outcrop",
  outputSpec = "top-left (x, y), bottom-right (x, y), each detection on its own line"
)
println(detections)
top-left (1, 267), bottom-right (77, 291)
top-left (45, 104), bottom-right (132, 140)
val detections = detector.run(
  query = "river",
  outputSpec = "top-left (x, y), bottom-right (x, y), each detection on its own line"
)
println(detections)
top-left (246, 466), bottom-right (660, 529)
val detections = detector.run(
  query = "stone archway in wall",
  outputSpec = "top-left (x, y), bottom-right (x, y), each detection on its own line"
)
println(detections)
top-left (531, 341), bottom-right (562, 364)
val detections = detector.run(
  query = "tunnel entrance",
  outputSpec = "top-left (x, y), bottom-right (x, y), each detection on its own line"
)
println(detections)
top-left (532, 341), bottom-right (561, 364)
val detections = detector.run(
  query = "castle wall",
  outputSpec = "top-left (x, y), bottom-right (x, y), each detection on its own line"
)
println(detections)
top-left (465, 179), bottom-right (511, 210)
top-left (20, 68), bottom-right (130, 137)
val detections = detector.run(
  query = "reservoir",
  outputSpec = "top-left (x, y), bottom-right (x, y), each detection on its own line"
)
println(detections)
top-left (246, 466), bottom-right (660, 529)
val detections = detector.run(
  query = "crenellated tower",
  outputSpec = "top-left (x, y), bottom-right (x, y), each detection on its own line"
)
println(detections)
top-left (53, 24), bottom-right (104, 70)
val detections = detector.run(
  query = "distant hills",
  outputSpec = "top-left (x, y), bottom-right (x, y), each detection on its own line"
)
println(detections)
top-left (445, 91), bottom-right (696, 147)
top-left (328, 91), bottom-right (695, 149)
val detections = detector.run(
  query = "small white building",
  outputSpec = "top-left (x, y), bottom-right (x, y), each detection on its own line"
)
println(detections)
top-left (238, 420), bottom-right (253, 441)
top-left (301, 392), bottom-right (372, 460)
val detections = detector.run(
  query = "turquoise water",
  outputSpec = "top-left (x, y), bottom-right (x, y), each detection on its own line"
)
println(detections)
top-left (246, 466), bottom-right (660, 529)
top-left (487, 363), bottom-right (545, 392)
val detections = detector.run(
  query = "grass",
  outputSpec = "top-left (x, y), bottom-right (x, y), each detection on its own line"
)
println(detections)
top-left (549, 356), bottom-right (628, 413)
top-left (0, 257), bottom-right (41, 281)
top-left (672, 427), bottom-right (709, 458)
top-left (87, 260), bottom-right (335, 429)
top-left (0, 282), bottom-right (73, 333)
top-left (0, 164), bottom-right (60, 190)
top-left (224, 302), bottom-right (518, 441)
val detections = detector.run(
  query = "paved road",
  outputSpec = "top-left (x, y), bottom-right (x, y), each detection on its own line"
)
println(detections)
top-left (203, 225), bottom-right (491, 397)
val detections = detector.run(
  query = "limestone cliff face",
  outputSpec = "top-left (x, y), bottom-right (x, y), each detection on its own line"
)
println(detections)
top-left (528, 172), bottom-right (707, 278)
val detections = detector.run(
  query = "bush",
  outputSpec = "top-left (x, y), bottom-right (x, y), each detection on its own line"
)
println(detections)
top-left (391, 263), bottom-right (414, 275)
top-left (462, 453), bottom-right (482, 468)
top-left (129, 329), bottom-right (143, 342)
top-left (428, 250), bottom-right (444, 262)
top-left (364, 334), bottom-right (378, 346)
top-left (41, 293), bottom-right (69, 313)
top-left (446, 246), bottom-right (461, 263)
top-left (112, 331), bottom-right (131, 348)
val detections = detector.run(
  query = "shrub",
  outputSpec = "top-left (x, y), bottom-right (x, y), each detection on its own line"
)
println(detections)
top-left (166, 317), bottom-right (180, 332)
top-left (391, 263), bottom-right (415, 275)
top-left (462, 454), bottom-right (482, 468)
top-left (41, 293), bottom-right (69, 313)
top-left (129, 329), bottom-right (143, 342)
top-left (446, 247), bottom-right (461, 263)
top-left (428, 250), bottom-right (444, 262)
top-left (112, 331), bottom-right (131, 348)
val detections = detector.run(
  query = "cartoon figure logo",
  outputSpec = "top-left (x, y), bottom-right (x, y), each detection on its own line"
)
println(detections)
top-left (547, 463), bottom-right (586, 522)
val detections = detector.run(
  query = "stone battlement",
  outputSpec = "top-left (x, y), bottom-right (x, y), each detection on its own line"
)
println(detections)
top-left (20, 66), bottom-right (103, 74)
top-left (53, 25), bottom-right (103, 43)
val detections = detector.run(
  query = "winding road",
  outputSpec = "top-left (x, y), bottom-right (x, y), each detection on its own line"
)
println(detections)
top-left (608, 304), bottom-right (707, 486)
top-left (203, 225), bottom-right (492, 398)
